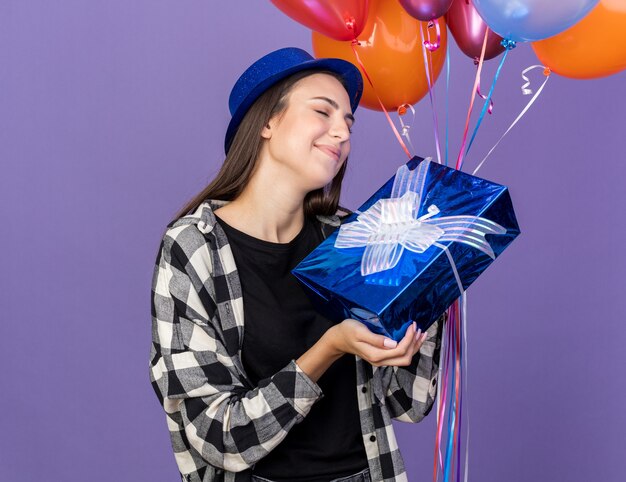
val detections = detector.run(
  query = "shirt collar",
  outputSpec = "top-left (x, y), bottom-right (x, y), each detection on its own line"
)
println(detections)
top-left (188, 199), bottom-right (341, 235)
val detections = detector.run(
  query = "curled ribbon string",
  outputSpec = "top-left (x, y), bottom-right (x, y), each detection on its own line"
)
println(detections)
top-left (397, 103), bottom-right (417, 154)
top-left (419, 22), bottom-right (443, 164)
top-left (455, 299), bottom-right (462, 482)
top-left (454, 301), bottom-right (461, 481)
top-left (426, 28), bottom-right (441, 160)
top-left (463, 39), bottom-right (516, 162)
top-left (455, 299), bottom-right (464, 482)
top-left (350, 40), bottom-right (412, 159)
top-left (433, 295), bottom-right (469, 482)
top-left (455, 28), bottom-right (490, 171)
top-left (435, 317), bottom-right (447, 478)
top-left (443, 314), bottom-right (455, 481)
top-left (433, 255), bottom-right (465, 482)
top-left (431, 107), bottom-right (457, 473)
top-left (435, 298), bottom-right (456, 480)
top-left (434, 305), bottom-right (453, 481)
top-left (462, 292), bottom-right (470, 482)
top-left (475, 75), bottom-right (494, 115)
top-left (443, 300), bottom-right (460, 482)
top-left (521, 64), bottom-right (551, 95)
top-left (472, 64), bottom-right (551, 175)
top-left (423, 18), bottom-right (441, 51)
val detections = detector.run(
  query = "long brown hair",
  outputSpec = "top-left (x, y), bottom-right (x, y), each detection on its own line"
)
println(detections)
top-left (172, 69), bottom-right (352, 223)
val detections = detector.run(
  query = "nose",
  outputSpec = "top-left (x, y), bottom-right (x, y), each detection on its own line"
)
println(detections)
top-left (329, 115), bottom-right (351, 141)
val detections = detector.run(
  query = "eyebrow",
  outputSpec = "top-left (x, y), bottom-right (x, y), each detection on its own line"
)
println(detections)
top-left (310, 96), bottom-right (356, 124)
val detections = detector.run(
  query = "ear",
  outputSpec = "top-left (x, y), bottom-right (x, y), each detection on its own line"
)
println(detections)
top-left (261, 119), bottom-right (274, 140)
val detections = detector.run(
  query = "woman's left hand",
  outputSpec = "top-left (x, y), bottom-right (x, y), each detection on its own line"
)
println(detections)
top-left (366, 321), bottom-right (429, 367)
top-left (328, 319), bottom-right (428, 367)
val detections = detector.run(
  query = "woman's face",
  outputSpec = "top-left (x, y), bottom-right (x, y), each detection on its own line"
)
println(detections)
top-left (261, 72), bottom-right (355, 193)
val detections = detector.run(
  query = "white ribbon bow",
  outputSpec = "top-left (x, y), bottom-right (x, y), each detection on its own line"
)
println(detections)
top-left (335, 160), bottom-right (507, 277)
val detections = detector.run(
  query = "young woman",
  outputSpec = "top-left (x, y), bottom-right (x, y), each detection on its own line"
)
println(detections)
top-left (149, 47), bottom-right (444, 482)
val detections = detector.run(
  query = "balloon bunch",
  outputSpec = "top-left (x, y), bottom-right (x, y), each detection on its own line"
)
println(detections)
top-left (271, 0), bottom-right (626, 109)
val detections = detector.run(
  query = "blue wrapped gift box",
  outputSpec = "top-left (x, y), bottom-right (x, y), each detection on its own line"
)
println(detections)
top-left (292, 156), bottom-right (520, 342)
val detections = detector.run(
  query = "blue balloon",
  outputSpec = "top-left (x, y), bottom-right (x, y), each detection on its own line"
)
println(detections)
top-left (472, 0), bottom-right (600, 42)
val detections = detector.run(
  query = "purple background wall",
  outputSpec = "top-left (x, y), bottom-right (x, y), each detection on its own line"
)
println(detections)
top-left (2, 1), bottom-right (625, 481)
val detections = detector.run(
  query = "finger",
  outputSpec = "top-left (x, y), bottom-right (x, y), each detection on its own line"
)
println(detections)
top-left (366, 323), bottom-right (418, 362)
top-left (401, 325), bottom-right (425, 359)
top-left (372, 349), bottom-right (417, 367)
top-left (345, 320), bottom-right (398, 350)
top-left (381, 328), bottom-right (424, 365)
top-left (412, 331), bottom-right (429, 355)
top-left (362, 321), bottom-right (415, 350)
top-left (408, 328), bottom-right (421, 356)
top-left (388, 322), bottom-right (417, 354)
top-left (378, 324), bottom-right (429, 364)
top-left (413, 326), bottom-right (425, 343)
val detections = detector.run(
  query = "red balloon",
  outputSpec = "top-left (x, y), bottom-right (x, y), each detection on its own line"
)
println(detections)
top-left (270, 0), bottom-right (370, 41)
top-left (445, 0), bottom-right (504, 61)
top-left (399, 0), bottom-right (454, 21)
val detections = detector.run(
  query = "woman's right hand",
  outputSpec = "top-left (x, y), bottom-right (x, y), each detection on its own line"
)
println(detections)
top-left (327, 319), bottom-right (428, 367)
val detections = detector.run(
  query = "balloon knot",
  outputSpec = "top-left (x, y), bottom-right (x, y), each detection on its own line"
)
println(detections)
top-left (543, 67), bottom-right (551, 76)
top-left (501, 39), bottom-right (517, 50)
top-left (398, 105), bottom-right (407, 116)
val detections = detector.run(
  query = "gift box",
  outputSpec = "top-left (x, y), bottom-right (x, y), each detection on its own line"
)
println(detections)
top-left (292, 156), bottom-right (520, 342)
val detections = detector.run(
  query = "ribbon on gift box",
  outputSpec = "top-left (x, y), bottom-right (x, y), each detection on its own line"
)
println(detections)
top-left (334, 159), bottom-right (507, 295)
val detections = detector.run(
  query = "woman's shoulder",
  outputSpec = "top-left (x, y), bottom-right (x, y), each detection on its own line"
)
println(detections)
top-left (158, 199), bottom-right (224, 258)
top-left (164, 199), bottom-right (228, 233)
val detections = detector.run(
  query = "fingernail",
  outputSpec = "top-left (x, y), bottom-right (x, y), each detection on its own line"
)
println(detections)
top-left (384, 338), bottom-right (398, 348)
top-left (414, 329), bottom-right (421, 341)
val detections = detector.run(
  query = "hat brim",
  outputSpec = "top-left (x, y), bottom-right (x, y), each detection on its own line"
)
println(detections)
top-left (224, 57), bottom-right (363, 154)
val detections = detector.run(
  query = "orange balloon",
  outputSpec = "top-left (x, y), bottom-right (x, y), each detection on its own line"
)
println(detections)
top-left (312, 0), bottom-right (447, 111)
top-left (532, 0), bottom-right (626, 79)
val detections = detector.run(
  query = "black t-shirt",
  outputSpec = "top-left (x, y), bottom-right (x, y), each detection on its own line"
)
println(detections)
top-left (214, 214), bottom-right (368, 481)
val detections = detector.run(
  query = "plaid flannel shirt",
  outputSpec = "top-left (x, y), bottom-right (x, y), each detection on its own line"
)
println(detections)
top-left (149, 199), bottom-right (444, 482)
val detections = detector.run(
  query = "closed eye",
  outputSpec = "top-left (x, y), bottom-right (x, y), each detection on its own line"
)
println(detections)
top-left (315, 110), bottom-right (353, 134)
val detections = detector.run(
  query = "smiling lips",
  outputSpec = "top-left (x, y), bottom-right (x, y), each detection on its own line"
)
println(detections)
top-left (316, 144), bottom-right (341, 161)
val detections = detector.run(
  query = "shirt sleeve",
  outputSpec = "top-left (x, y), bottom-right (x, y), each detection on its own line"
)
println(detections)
top-left (148, 228), bottom-right (325, 472)
top-left (371, 312), bottom-right (445, 423)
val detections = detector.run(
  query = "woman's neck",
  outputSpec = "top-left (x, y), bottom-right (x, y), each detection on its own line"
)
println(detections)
top-left (213, 163), bottom-right (307, 244)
